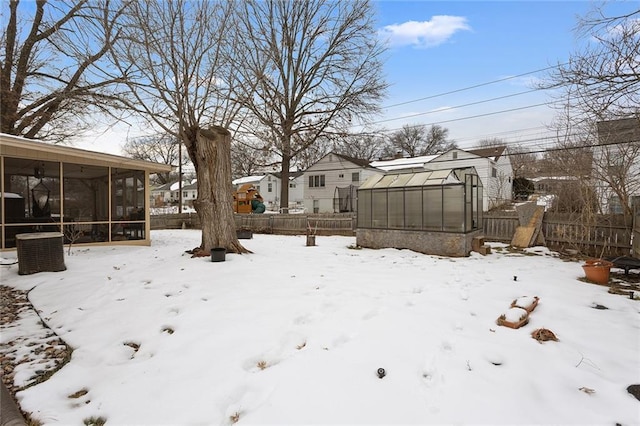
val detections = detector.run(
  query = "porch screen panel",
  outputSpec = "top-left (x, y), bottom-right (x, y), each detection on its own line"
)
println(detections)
top-left (2, 157), bottom-right (61, 248)
top-left (111, 169), bottom-right (146, 241)
top-left (371, 189), bottom-right (388, 229)
top-left (443, 185), bottom-right (464, 232)
top-left (423, 187), bottom-right (442, 231)
top-left (387, 189), bottom-right (404, 229)
top-left (63, 163), bottom-right (109, 221)
top-left (404, 188), bottom-right (422, 229)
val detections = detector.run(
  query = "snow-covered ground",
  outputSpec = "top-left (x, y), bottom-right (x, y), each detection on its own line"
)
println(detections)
top-left (1, 230), bottom-right (639, 425)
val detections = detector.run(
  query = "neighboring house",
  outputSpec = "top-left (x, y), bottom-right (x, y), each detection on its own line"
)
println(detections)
top-left (273, 171), bottom-right (305, 209)
top-left (149, 180), bottom-right (196, 208)
top-left (180, 181), bottom-right (198, 207)
top-left (595, 117), bottom-right (640, 215)
top-left (303, 152), bottom-right (382, 213)
top-left (371, 146), bottom-right (513, 211)
top-left (150, 182), bottom-right (174, 206)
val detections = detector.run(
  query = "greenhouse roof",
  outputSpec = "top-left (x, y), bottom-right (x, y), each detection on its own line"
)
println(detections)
top-left (359, 168), bottom-right (466, 189)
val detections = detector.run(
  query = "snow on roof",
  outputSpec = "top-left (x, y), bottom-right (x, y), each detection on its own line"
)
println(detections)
top-left (232, 175), bottom-right (264, 185)
top-left (169, 181), bottom-right (191, 191)
top-left (370, 155), bottom-right (438, 171)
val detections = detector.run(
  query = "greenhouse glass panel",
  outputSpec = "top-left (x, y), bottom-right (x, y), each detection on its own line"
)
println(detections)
top-left (371, 190), bottom-right (388, 228)
top-left (406, 172), bottom-right (434, 186)
top-left (357, 190), bottom-right (372, 228)
top-left (388, 189), bottom-right (404, 228)
top-left (373, 174), bottom-right (400, 188)
top-left (443, 186), bottom-right (464, 232)
top-left (404, 189), bottom-right (422, 229)
top-left (465, 175), bottom-right (473, 232)
top-left (423, 187), bottom-right (442, 230)
top-left (388, 173), bottom-right (414, 188)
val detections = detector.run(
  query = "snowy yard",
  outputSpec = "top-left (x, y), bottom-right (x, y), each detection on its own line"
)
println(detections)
top-left (1, 230), bottom-right (639, 425)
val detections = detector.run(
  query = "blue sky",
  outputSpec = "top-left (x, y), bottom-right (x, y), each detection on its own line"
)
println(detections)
top-left (79, 1), bottom-right (636, 155)
top-left (369, 1), bottom-right (637, 149)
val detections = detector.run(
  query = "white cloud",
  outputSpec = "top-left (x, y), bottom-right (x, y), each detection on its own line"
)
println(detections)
top-left (380, 15), bottom-right (471, 48)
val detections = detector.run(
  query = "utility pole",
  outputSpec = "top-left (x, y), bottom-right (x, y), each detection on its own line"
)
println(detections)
top-left (178, 138), bottom-right (183, 212)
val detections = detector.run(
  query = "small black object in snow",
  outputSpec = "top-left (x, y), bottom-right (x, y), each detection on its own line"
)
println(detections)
top-left (377, 368), bottom-right (386, 379)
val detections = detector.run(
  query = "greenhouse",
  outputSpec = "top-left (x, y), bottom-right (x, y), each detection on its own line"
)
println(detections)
top-left (356, 167), bottom-right (483, 257)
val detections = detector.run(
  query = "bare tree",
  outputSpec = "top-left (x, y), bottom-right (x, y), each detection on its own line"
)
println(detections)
top-left (544, 3), bottom-right (640, 219)
top-left (122, 133), bottom-right (191, 184)
top-left (295, 136), bottom-right (331, 171)
top-left (1, 0), bottom-right (129, 143)
top-left (334, 133), bottom-right (387, 162)
top-left (112, 0), bottom-right (252, 254)
top-left (230, 135), bottom-right (275, 180)
top-left (595, 118), bottom-right (640, 218)
top-left (233, 0), bottom-right (388, 211)
top-left (507, 144), bottom-right (539, 179)
top-left (386, 124), bottom-right (457, 158)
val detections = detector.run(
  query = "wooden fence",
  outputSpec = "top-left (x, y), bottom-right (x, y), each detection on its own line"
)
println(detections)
top-left (483, 212), bottom-right (633, 257)
top-left (151, 213), bottom-right (357, 236)
top-left (151, 211), bottom-right (633, 257)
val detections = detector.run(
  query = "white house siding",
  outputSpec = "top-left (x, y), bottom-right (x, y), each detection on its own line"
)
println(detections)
top-left (425, 149), bottom-right (513, 211)
top-left (288, 174), bottom-right (305, 207)
top-left (303, 153), bottom-right (381, 213)
top-left (259, 174), bottom-right (281, 208)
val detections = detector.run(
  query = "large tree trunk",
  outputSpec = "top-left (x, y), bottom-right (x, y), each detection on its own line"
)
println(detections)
top-left (280, 156), bottom-right (291, 212)
top-left (192, 126), bottom-right (249, 254)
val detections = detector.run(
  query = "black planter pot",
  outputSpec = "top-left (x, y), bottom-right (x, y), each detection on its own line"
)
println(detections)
top-left (236, 230), bottom-right (253, 239)
top-left (211, 247), bottom-right (226, 262)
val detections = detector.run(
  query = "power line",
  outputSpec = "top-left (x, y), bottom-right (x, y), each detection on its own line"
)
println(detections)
top-left (382, 62), bottom-right (567, 109)
top-left (374, 90), bottom-right (544, 125)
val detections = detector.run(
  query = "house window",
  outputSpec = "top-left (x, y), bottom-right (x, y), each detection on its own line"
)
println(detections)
top-left (183, 191), bottom-right (188, 198)
top-left (453, 152), bottom-right (458, 159)
top-left (492, 168), bottom-right (497, 178)
top-left (309, 175), bottom-right (325, 188)
top-left (339, 174), bottom-right (344, 178)
top-left (268, 183), bottom-right (272, 192)
top-left (289, 183), bottom-right (296, 188)
top-left (352, 172), bottom-right (359, 182)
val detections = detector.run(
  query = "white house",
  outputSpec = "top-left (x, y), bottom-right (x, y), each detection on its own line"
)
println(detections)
top-left (274, 171), bottom-right (305, 209)
top-left (303, 152), bottom-right (383, 213)
top-left (371, 146), bottom-right (513, 211)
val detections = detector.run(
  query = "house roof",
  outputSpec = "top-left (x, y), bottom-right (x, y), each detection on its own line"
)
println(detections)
top-left (152, 182), bottom-right (174, 191)
top-left (332, 152), bottom-right (370, 168)
top-left (466, 146), bottom-right (506, 161)
top-left (232, 175), bottom-right (264, 185)
top-left (0, 132), bottom-right (173, 173)
top-left (273, 171), bottom-right (304, 180)
top-left (370, 155), bottom-right (438, 171)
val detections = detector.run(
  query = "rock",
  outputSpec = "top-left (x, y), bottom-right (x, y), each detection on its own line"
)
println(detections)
top-left (627, 384), bottom-right (640, 401)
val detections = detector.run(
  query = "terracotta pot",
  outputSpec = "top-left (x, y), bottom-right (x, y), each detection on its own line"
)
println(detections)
top-left (582, 259), bottom-right (613, 285)
top-left (510, 296), bottom-right (539, 313)
top-left (496, 307), bottom-right (529, 329)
